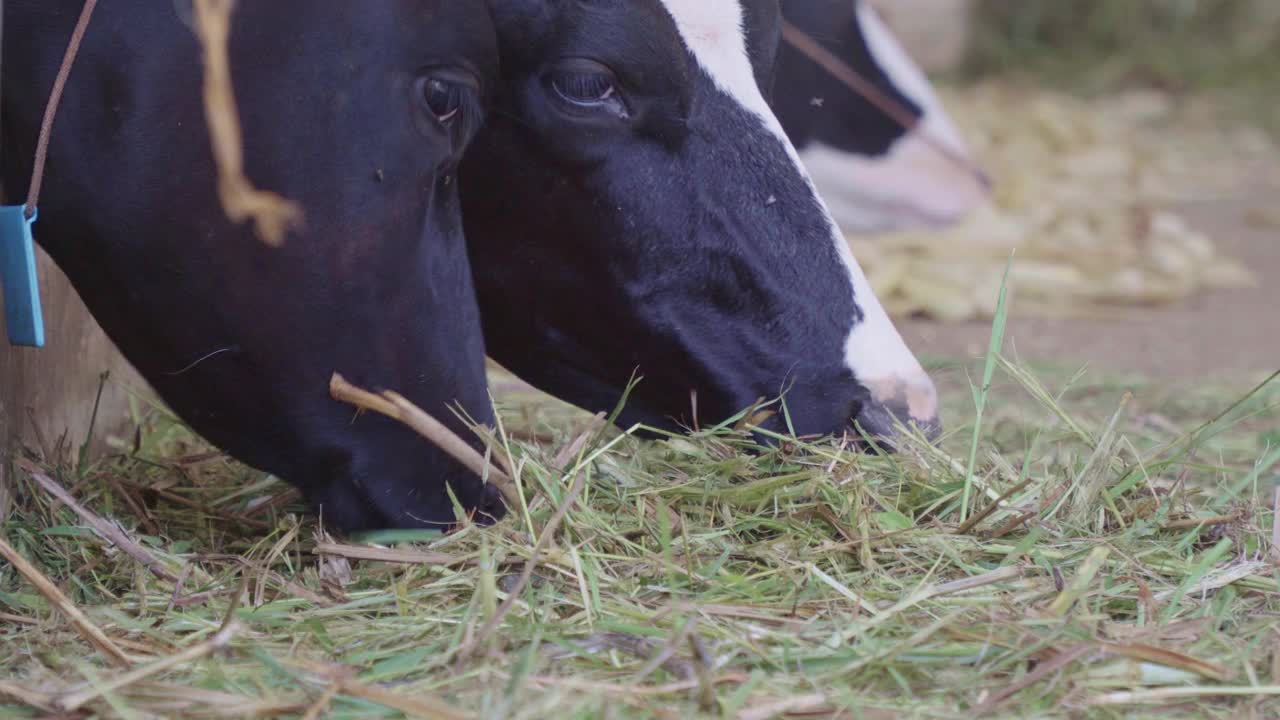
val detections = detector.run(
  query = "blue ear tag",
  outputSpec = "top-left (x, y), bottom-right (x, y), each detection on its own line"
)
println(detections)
top-left (0, 206), bottom-right (46, 347)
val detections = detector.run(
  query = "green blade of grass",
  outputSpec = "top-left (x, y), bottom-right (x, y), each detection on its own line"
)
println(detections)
top-left (1159, 537), bottom-right (1235, 624)
top-left (1046, 545), bottom-right (1111, 617)
top-left (962, 254), bottom-right (1014, 523)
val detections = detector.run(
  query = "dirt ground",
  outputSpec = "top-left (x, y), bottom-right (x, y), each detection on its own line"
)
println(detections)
top-left (899, 183), bottom-right (1280, 382)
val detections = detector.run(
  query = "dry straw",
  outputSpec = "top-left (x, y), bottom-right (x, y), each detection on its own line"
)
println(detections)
top-left (0, 357), bottom-right (1277, 716)
top-left (329, 373), bottom-right (519, 511)
top-left (856, 82), bottom-right (1271, 320)
top-left (191, 0), bottom-right (302, 246)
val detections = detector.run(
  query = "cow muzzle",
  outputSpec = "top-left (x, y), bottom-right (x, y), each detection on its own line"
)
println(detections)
top-left (853, 373), bottom-right (941, 447)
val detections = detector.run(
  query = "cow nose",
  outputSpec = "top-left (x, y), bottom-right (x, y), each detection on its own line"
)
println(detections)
top-left (853, 374), bottom-right (942, 447)
top-left (476, 482), bottom-right (509, 526)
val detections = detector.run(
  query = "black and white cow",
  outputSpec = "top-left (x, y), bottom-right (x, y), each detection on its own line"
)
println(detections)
top-left (4, 0), bottom-right (942, 534)
top-left (3, 1), bottom-right (504, 531)
top-left (774, 0), bottom-right (988, 233)
top-left (465, 0), bottom-right (941, 443)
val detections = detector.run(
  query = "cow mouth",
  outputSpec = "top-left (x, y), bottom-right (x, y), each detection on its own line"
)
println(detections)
top-left (850, 375), bottom-right (943, 448)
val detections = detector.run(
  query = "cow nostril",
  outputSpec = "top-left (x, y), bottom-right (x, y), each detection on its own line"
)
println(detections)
top-left (852, 398), bottom-right (942, 451)
top-left (849, 384), bottom-right (942, 445)
top-left (853, 374), bottom-right (942, 449)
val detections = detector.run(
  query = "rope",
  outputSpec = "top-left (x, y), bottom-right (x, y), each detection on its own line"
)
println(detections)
top-left (780, 17), bottom-right (991, 190)
top-left (24, 0), bottom-right (100, 219)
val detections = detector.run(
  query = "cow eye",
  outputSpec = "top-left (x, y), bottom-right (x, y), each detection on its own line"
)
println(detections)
top-left (547, 59), bottom-right (628, 119)
top-left (414, 71), bottom-right (484, 147)
top-left (416, 70), bottom-right (481, 131)
top-left (421, 77), bottom-right (465, 124)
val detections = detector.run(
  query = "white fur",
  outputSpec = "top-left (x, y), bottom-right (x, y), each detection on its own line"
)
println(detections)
top-left (657, 0), bottom-right (936, 418)
top-left (655, 1), bottom-right (790, 150)
top-left (799, 136), bottom-right (988, 233)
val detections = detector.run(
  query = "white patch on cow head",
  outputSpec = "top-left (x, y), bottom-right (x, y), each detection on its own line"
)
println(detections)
top-left (656, 0), bottom-right (790, 147)
top-left (804, 1), bottom-right (988, 233)
top-left (657, 0), bottom-right (938, 426)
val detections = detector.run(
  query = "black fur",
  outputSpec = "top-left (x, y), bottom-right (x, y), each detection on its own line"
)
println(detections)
top-left (2, 1), bottom-right (504, 532)
top-left (466, 0), bottom-right (884, 437)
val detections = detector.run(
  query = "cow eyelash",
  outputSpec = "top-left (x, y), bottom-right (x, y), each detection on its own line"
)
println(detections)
top-left (546, 60), bottom-right (629, 119)
top-left (551, 72), bottom-right (614, 105)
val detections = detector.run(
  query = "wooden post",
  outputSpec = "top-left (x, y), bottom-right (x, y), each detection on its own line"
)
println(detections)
top-left (0, 247), bottom-right (151, 517)
top-left (1, 0), bottom-right (148, 514)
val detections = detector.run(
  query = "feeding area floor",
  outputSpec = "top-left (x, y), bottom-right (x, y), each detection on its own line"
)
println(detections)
top-left (1, 356), bottom-right (1278, 719)
top-left (900, 186), bottom-right (1280, 382)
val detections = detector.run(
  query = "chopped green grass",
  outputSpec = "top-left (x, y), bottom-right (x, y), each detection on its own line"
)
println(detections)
top-left (2, 349), bottom-right (1279, 717)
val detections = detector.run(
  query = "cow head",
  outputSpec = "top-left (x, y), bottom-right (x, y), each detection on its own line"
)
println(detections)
top-left (465, 0), bottom-right (939, 444)
top-left (774, 0), bottom-right (989, 232)
top-left (2, 1), bottom-right (503, 531)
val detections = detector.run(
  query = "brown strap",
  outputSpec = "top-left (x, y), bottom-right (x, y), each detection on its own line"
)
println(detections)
top-left (780, 17), bottom-right (990, 190)
top-left (24, 0), bottom-right (100, 218)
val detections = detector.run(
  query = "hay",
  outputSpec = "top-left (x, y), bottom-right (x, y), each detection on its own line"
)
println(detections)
top-left (855, 82), bottom-right (1274, 321)
top-left (329, 373), bottom-right (520, 511)
top-left (2, 351), bottom-right (1279, 717)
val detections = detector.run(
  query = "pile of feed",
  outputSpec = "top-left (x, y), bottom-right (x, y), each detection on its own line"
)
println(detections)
top-left (855, 81), bottom-right (1275, 321)
top-left (2, 360), bottom-right (1279, 718)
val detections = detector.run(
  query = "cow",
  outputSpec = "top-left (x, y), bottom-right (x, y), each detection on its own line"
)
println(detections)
top-left (5, 0), bottom-right (943, 534)
top-left (773, 0), bottom-right (989, 233)
top-left (2, 1), bottom-right (504, 532)
top-left (463, 0), bottom-right (942, 445)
